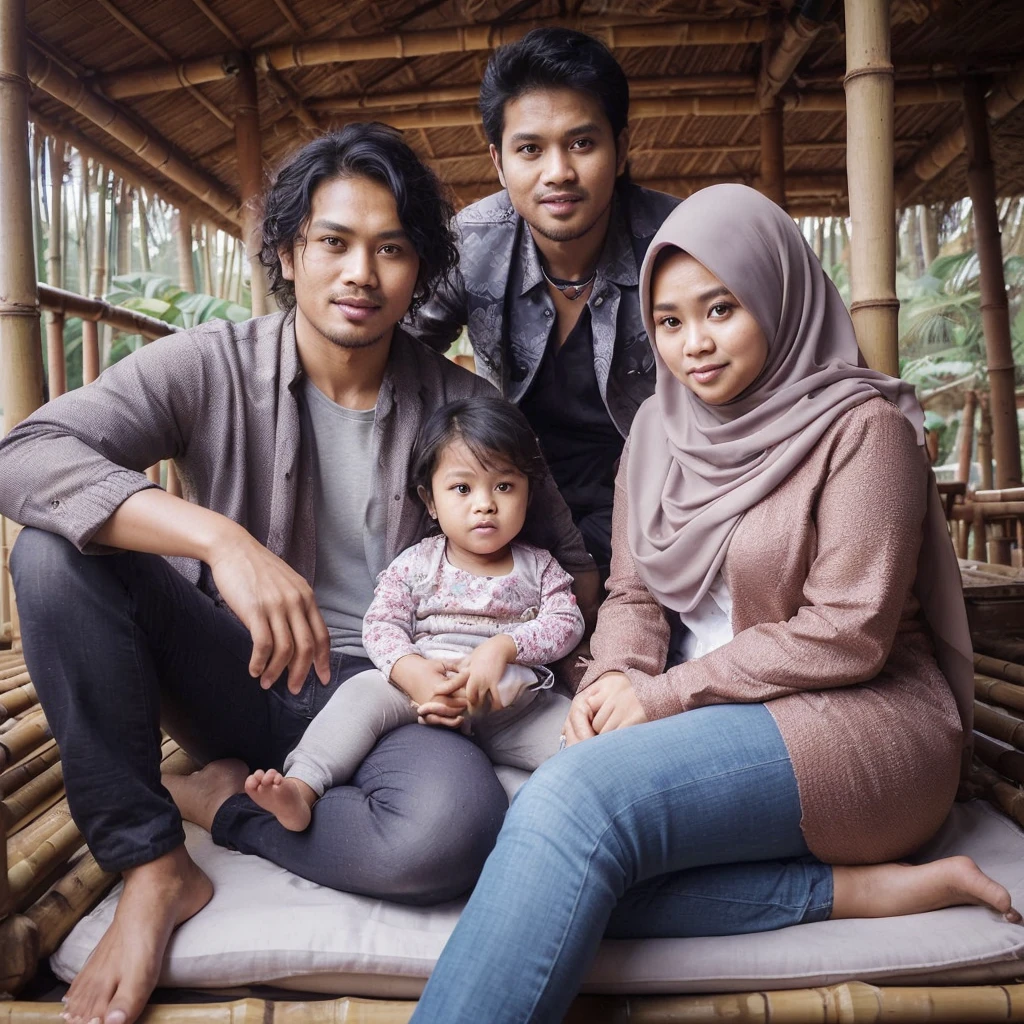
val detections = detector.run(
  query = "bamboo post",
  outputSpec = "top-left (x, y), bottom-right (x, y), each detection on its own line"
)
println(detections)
top-left (978, 393), bottom-right (994, 491)
top-left (200, 224), bottom-right (213, 296)
top-left (957, 389), bottom-right (978, 484)
top-left (963, 76), bottom-right (1023, 491)
top-left (175, 211), bottom-right (195, 292)
top-left (136, 189), bottom-right (151, 273)
top-left (44, 137), bottom-right (66, 399)
top-left (844, 0), bottom-right (899, 376)
top-left (0, 0), bottom-right (44, 922)
top-left (83, 162), bottom-right (107, 384)
top-left (235, 58), bottom-right (269, 317)
top-left (759, 98), bottom-right (786, 209)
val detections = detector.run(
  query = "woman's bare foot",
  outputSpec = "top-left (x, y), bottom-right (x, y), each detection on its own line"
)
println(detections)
top-left (162, 758), bottom-right (249, 833)
top-left (832, 855), bottom-right (1022, 923)
top-left (62, 845), bottom-right (211, 1024)
top-left (244, 769), bottom-right (316, 831)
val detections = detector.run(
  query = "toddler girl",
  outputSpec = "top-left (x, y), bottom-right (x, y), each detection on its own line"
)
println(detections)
top-left (246, 396), bottom-right (584, 831)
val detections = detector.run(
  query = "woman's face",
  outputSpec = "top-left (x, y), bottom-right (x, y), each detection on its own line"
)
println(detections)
top-left (651, 250), bottom-right (769, 405)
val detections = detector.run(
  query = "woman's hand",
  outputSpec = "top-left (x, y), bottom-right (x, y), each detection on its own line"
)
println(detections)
top-left (563, 672), bottom-right (647, 747)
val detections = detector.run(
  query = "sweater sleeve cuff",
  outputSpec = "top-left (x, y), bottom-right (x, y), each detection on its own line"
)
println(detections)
top-left (627, 667), bottom-right (688, 722)
top-left (60, 471), bottom-right (161, 552)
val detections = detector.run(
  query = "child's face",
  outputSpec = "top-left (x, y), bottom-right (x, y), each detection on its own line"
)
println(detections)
top-left (420, 439), bottom-right (529, 560)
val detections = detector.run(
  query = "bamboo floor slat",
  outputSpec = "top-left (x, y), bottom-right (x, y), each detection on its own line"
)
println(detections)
top-left (7, 981), bottom-right (1024, 1023)
top-left (0, 740), bottom-right (59, 798)
top-left (0, 711), bottom-right (51, 770)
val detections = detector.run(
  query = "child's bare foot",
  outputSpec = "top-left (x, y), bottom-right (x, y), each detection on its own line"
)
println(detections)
top-left (832, 855), bottom-right (1021, 923)
top-left (244, 769), bottom-right (316, 831)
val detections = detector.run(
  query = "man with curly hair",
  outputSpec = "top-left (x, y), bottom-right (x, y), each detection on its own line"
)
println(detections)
top-left (0, 124), bottom-right (593, 1024)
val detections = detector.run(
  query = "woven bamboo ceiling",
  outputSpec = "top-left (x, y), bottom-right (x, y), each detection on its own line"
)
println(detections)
top-left (25, 0), bottom-right (1024, 236)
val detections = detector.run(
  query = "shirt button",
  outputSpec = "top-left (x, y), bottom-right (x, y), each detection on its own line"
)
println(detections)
top-left (594, 296), bottom-right (604, 307)
top-left (50, 499), bottom-right (60, 509)
top-left (394, 493), bottom-right (401, 500)
top-left (543, 309), bottom-right (553, 319)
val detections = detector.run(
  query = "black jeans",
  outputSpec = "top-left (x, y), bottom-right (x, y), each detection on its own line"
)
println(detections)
top-left (11, 527), bottom-right (507, 904)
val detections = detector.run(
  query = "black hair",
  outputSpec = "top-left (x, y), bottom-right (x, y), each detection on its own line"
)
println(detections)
top-left (410, 396), bottom-right (546, 500)
top-left (479, 28), bottom-right (630, 149)
top-left (259, 122), bottom-right (458, 315)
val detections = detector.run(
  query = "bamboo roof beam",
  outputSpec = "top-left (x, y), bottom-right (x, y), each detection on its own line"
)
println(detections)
top-left (324, 82), bottom-right (961, 131)
top-left (896, 65), bottom-right (1024, 204)
top-left (455, 173), bottom-right (847, 205)
top-left (96, 16), bottom-right (769, 98)
top-left (27, 111), bottom-right (241, 238)
top-left (270, 0), bottom-right (304, 35)
top-left (26, 48), bottom-right (242, 226)
top-left (309, 74), bottom-right (758, 113)
top-left (38, 284), bottom-right (182, 340)
top-left (756, 9), bottom-right (828, 106)
top-left (90, 0), bottom-right (232, 129)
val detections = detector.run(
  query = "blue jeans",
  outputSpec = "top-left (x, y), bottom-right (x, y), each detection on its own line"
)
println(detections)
top-left (412, 703), bottom-right (832, 1024)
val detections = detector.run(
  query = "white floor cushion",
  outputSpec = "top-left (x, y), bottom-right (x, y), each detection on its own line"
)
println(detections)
top-left (52, 798), bottom-right (1024, 996)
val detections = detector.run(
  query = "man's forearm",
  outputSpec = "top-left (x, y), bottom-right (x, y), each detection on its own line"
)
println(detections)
top-left (92, 487), bottom-right (245, 564)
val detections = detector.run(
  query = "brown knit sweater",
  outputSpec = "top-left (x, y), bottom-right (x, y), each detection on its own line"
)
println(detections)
top-left (580, 398), bottom-right (963, 865)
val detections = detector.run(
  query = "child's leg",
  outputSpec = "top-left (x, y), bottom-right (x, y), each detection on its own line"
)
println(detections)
top-left (473, 690), bottom-right (571, 771)
top-left (246, 670), bottom-right (417, 831)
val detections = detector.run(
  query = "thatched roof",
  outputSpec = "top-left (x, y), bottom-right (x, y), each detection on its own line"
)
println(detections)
top-left (25, 0), bottom-right (1024, 235)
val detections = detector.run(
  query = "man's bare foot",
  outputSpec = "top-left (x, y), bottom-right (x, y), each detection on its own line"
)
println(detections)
top-left (244, 769), bottom-right (316, 831)
top-left (162, 758), bottom-right (248, 833)
top-left (832, 855), bottom-right (1022, 923)
top-left (62, 845), bottom-right (211, 1024)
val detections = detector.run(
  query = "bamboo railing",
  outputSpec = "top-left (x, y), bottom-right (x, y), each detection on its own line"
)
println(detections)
top-left (37, 285), bottom-right (183, 342)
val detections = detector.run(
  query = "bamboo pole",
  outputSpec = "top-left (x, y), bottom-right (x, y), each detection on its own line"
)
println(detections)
top-left (85, 163), bottom-right (107, 384)
top-left (137, 189), bottom-right (151, 273)
top-left (28, 111), bottom-right (241, 240)
top-left (976, 652), bottom-right (1024, 687)
top-left (844, 0), bottom-right (899, 376)
top-left (976, 488), bottom-right (1024, 502)
top-left (978, 393), bottom-right (995, 491)
top-left (963, 76), bottom-right (1023, 491)
top-left (957, 389), bottom-right (978, 483)
top-left (175, 211), bottom-right (196, 292)
top-left (200, 224), bottom-right (213, 296)
top-left (0, 0), bottom-right (46, 434)
top-left (235, 58), bottom-right (269, 317)
top-left (44, 136), bottom-right (66, 399)
top-left (0, 710), bottom-right (50, 772)
top-left (10, 983), bottom-right (1024, 1024)
top-left (39, 284), bottom-right (181, 340)
top-left (97, 17), bottom-right (770, 98)
top-left (26, 48), bottom-right (242, 226)
top-left (757, 11), bottom-right (826, 105)
top-left (759, 99), bottom-right (786, 208)
top-left (0, 741), bottom-right (59, 799)
top-left (896, 66), bottom-right (1024, 205)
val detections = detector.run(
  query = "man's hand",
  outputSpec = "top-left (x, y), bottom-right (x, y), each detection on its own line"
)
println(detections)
top-left (563, 671), bottom-right (647, 747)
top-left (462, 634), bottom-right (518, 714)
top-left (206, 525), bottom-right (331, 693)
top-left (391, 654), bottom-right (468, 728)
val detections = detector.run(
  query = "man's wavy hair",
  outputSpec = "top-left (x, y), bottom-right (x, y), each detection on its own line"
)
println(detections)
top-left (259, 123), bottom-right (458, 315)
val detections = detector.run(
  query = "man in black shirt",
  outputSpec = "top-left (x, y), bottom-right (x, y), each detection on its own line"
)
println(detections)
top-left (409, 29), bottom-right (679, 577)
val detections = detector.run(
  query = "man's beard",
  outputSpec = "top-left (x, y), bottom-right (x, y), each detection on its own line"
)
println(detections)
top-left (525, 196), bottom-right (611, 244)
top-left (320, 325), bottom-right (390, 350)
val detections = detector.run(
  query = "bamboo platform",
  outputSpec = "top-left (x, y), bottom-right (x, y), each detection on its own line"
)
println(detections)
top-left (5, 569), bottom-right (1024, 1022)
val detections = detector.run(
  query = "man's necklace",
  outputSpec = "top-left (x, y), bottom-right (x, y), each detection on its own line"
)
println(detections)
top-left (541, 264), bottom-right (597, 301)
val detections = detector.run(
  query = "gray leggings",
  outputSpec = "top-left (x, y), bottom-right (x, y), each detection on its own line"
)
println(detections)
top-left (285, 669), bottom-right (571, 796)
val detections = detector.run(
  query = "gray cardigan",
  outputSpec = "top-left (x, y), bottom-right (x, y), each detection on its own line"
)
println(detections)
top-left (0, 311), bottom-right (593, 597)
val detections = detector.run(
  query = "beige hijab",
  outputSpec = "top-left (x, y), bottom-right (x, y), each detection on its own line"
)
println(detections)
top-left (628, 183), bottom-right (973, 734)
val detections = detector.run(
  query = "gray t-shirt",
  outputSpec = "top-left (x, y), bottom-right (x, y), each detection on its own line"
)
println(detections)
top-left (304, 378), bottom-right (381, 657)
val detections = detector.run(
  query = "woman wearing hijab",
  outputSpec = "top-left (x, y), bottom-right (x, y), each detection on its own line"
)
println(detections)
top-left (410, 185), bottom-right (1015, 1024)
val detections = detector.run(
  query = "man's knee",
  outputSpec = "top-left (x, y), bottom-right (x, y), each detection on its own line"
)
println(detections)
top-left (10, 527), bottom-right (85, 616)
top-left (365, 725), bottom-right (508, 902)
